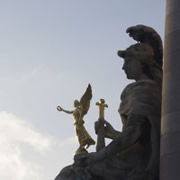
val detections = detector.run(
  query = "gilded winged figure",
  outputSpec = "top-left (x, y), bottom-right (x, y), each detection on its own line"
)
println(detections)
top-left (57, 84), bottom-right (95, 155)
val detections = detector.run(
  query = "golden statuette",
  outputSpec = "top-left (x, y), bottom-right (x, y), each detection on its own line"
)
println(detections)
top-left (57, 84), bottom-right (95, 155)
top-left (96, 99), bottom-right (108, 119)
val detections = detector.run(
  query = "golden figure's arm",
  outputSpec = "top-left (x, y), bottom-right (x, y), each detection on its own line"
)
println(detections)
top-left (57, 106), bottom-right (74, 114)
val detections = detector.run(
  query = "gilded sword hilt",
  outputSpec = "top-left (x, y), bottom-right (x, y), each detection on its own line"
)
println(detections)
top-left (96, 99), bottom-right (108, 119)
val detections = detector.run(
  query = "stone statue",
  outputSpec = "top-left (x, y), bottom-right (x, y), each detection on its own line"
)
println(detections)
top-left (57, 84), bottom-right (95, 155)
top-left (55, 25), bottom-right (163, 180)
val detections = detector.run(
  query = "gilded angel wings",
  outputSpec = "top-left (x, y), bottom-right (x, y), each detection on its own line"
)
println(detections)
top-left (79, 84), bottom-right (92, 123)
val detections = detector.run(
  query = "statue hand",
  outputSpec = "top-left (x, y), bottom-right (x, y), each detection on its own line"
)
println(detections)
top-left (104, 120), bottom-right (118, 139)
top-left (57, 106), bottom-right (63, 111)
top-left (95, 119), bottom-right (118, 139)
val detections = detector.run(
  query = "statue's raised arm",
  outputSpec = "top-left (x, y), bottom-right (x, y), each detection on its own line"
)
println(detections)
top-left (57, 105), bottom-right (74, 114)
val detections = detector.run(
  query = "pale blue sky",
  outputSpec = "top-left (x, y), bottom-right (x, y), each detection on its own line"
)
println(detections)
top-left (0, 1), bottom-right (165, 179)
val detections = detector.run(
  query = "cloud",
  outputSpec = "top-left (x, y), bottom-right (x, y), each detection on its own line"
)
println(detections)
top-left (0, 111), bottom-right (52, 151)
top-left (0, 111), bottom-right (77, 180)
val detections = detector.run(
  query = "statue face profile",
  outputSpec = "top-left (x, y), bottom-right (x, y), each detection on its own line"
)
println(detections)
top-left (122, 58), bottom-right (143, 80)
top-left (118, 43), bottom-right (155, 81)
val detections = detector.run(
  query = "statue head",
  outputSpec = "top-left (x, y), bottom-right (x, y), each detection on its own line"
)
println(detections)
top-left (118, 43), bottom-right (162, 82)
top-left (73, 100), bottom-right (80, 107)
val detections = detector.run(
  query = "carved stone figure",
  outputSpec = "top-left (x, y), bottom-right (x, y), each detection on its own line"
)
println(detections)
top-left (55, 25), bottom-right (163, 180)
top-left (57, 84), bottom-right (95, 155)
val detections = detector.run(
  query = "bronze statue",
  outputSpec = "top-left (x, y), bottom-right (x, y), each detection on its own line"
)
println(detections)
top-left (57, 84), bottom-right (95, 155)
top-left (55, 25), bottom-right (163, 180)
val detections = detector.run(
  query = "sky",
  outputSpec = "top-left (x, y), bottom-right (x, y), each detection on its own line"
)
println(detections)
top-left (0, 1), bottom-right (166, 179)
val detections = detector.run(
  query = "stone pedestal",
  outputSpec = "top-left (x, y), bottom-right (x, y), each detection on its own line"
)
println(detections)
top-left (160, 0), bottom-right (180, 179)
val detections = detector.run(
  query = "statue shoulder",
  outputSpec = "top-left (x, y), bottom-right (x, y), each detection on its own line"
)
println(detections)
top-left (134, 80), bottom-right (161, 94)
top-left (121, 80), bottom-right (161, 101)
top-left (120, 82), bottom-right (136, 100)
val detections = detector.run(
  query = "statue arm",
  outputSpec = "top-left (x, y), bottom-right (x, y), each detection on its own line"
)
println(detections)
top-left (57, 106), bottom-right (74, 114)
top-left (103, 121), bottom-right (141, 157)
top-left (78, 114), bottom-right (144, 164)
top-left (107, 130), bottom-right (120, 140)
top-left (98, 114), bottom-right (143, 159)
top-left (104, 120), bottom-right (120, 139)
top-left (95, 119), bottom-right (120, 140)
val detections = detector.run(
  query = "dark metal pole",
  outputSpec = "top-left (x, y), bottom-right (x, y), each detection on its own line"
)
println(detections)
top-left (160, 0), bottom-right (180, 179)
